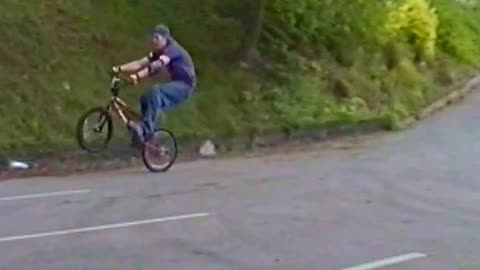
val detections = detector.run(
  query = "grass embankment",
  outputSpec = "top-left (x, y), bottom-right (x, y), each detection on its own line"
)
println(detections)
top-left (0, 0), bottom-right (479, 158)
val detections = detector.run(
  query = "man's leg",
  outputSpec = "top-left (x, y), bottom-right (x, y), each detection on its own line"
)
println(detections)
top-left (137, 81), bottom-right (192, 142)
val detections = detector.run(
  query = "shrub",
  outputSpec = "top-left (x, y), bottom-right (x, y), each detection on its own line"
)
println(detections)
top-left (432, 0), bottom-right (480, 64)
top-left (383, 0), bottom-right (439, 61)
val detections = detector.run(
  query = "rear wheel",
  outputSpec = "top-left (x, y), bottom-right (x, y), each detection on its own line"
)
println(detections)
top-left (76, 107), bottom-right (113, 152)
top-left (141, 128), bottom-right (178, 172)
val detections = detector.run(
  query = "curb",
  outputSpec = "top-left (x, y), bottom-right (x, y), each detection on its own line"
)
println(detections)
top-left (243, 118), bottom-right (388, 150)
top-left (0, 119), bottom-right (389, 180)
top-left (398, 75), bottom-right (480, 129)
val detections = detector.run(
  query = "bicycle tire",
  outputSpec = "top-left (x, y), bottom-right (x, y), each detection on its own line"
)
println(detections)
top-left (76, 107), bottom-right (113, 152)
top-left (141, 128), bottom-right (178, 173)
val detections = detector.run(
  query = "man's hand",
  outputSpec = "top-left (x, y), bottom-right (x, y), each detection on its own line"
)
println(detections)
top-left (111, 66), bottom-right (122, 76)
top-left (127, 73), bottom-right (139, 85)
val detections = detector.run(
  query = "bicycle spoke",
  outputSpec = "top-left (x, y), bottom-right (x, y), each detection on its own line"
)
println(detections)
top-left (78, 108), bottom-right (112, 152)
top-left (142, 129), bottom-right (177, 172)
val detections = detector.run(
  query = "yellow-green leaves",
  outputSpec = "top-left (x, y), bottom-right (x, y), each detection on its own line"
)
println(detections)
top-left (383, 0), bottom-right (439, 61)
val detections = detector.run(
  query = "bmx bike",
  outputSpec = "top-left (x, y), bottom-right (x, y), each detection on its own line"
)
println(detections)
top-left (76, 74), bottom-right (178, 172)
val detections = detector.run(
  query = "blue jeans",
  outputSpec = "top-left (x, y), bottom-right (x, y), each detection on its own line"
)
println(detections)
top-left (140, 81), bottom-right (193, 139)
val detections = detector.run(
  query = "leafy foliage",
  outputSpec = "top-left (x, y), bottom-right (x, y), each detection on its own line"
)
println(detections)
top-left (383, 0), bottom-right (439, 61)
top-left (0, 0), bottom-right (479, 154)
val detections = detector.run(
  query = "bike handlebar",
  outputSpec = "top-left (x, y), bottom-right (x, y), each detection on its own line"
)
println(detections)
top-left (110, 75), bottom-right (122, 96)
top-left (110, 72), bottom-right (136, 96)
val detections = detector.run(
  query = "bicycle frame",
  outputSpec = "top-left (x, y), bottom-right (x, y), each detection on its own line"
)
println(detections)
top-left (108, 96), bottom-right (141, 125)
top-left (106, 75), bottom-right (142, 125)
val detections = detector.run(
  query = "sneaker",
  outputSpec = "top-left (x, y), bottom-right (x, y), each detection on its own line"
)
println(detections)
top-left (127, 121), bottom-right (145, 149)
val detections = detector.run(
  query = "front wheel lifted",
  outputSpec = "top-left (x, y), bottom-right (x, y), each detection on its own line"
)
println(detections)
top-left (76, 107), bottom-right (113, 152)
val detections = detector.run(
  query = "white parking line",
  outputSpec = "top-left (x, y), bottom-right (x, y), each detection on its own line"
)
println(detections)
top-left (0, 189), bottom-right (91, 201)
top-left (0, 212), bottom-right (211, 243)
top-left (340, 253), bottom-right (427, 270)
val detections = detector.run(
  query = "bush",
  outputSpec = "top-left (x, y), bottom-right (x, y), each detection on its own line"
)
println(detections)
top-left (260, 0), bottom-right (386, 66)
top-left (383, 0), bottom-right (439, 61)
top-left (432, 0), bottom-right (480, 64)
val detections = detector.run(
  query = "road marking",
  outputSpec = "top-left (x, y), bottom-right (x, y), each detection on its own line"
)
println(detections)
top-left (340, 253), bottom-right (427, 270)
top-left (0, 189), bottom-right (91, 201)
top-left (0, 213), bottom-right (211, 243)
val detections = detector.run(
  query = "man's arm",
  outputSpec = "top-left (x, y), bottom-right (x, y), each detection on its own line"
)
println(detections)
top-left (128, 55), bottom-right (171, 85)
top-left (113, 51), bottom-right (164, 74)
top-left (114, 56), bottom-right (150, 74)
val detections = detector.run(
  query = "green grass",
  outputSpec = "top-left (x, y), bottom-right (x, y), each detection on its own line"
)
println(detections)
top-left (0, 0), bottom-right (479, 156)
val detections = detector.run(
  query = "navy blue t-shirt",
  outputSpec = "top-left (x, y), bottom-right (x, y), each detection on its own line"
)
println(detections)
top-left (149, 38), bottom-right (196, 87)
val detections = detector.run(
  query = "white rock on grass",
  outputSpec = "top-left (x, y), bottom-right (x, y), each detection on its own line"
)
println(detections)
top-left (62, 81), bottom-right (71, 91)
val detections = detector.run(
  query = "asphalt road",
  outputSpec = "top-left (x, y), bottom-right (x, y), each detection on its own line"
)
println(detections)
top-left (1, 88), bottom-right (480, 270)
